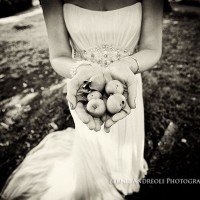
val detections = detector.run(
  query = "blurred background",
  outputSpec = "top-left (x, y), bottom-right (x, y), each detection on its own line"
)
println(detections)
top-left (0, 0), bottom-right (200, 199)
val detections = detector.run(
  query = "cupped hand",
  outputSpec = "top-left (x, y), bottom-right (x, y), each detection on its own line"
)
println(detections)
top-left (75, 102), bottom-right (103, 131)
top-left (107, 60), bottom-right (138, 109)
top-left (67, 64), bottom-right (99, 109)
top-left (101, 89), bottom-right (131, 133)
top-left (102, 60), bottom-right (138, 132)
top-left (67, 63), bottom-right (103, 131)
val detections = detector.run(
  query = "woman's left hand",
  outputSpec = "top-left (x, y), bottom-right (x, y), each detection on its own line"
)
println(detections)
top-left (102, 60), bottom-right (138, 132)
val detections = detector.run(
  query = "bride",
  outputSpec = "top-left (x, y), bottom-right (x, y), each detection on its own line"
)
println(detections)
top-left (1, 0), bottom-right (163, 199)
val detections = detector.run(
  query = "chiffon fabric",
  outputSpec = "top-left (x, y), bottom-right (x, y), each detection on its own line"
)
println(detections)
top-left (2, 3), bottom-right (148, 200)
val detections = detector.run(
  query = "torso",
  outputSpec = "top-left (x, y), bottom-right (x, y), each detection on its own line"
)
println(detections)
top-left (62, 0), bottom-right (140, 11)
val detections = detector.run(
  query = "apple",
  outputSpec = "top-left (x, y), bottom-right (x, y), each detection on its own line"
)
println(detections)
top-left (86, 98), bottom-right (106, 117)
top-left (106, 94), bottom-right (126, 114)
top-left (89, 73), bottom-right (106, 92)
top-left (105, 80), bottom-right (124, 95)
top-left (87, 91), bottom-right (102, 101)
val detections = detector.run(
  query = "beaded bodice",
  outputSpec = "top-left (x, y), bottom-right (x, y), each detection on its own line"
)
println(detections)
top-left (63, 3), bottom-right (142, 67)
top-left (73, 45), bottom-right (136, 68)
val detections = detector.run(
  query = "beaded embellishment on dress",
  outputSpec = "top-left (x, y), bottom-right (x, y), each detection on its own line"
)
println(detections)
top-left (73, 44), bottom-right (136, 67)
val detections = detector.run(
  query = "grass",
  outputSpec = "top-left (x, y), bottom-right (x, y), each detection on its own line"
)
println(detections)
top-left (0, 8), bottom-right (200, 198)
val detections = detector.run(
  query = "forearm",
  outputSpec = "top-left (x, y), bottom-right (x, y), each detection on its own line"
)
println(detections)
top-left (121, 48), bottom-right (162, 74)
top-left (50, 56), bottom-right (95, 79)
top-left (124, 0), bottom-right (163, 73)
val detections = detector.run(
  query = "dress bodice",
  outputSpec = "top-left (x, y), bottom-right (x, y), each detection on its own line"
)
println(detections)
top-left (63, 3), bottom-right (142, 67)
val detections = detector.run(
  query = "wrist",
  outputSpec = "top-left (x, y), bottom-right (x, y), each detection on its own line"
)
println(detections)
top-left (70, 60), bottom-right (93, 78)
top-left (121, 57), bottom-right (140, 74)
top-left (76, 64), bottom-right (93, 73)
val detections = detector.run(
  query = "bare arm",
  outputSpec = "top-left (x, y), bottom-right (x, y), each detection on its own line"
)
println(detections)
top-left (104, 0), bottom-right (164, 130)
top-left (122, 0), bottom-right (164, 73)
top-left (40, 0), bottom-right (75, 78)
top-left (40, 0), bottom-right (104, 131)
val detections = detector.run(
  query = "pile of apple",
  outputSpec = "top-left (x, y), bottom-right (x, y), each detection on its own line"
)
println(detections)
top-left (76, 73), bottom-right (127, 118)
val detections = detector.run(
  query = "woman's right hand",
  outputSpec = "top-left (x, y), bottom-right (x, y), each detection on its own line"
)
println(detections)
top-left (101, 60), bottom-right (138, 132)
top-left (66, 63), bottom-right (103, 131)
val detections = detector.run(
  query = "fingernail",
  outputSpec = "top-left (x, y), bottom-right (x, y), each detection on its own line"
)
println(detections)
top-left (104, 127), bottom-right (110, 133)
top-left (70, 102), bottom-right (74, 110)
top-left (133, 101), bottom-right (136, 109)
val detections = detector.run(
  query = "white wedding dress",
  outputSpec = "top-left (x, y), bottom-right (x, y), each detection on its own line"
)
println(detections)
top-left (2, 3), bottom-right (148, 200)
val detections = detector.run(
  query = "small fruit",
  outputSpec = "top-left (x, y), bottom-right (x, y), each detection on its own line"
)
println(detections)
top-left (105, 80), bottom-right (124, 95)
top-left (106, 94), bottom-right (126, 114)
top-left (87, 91), bottom-right (102, 101)
top-left (86, 99), bottom-right (106, 117)
top-left (89, 73), bottom-right (106, 92)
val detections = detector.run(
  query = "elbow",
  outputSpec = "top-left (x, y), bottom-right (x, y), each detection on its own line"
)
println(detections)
top-left (142, 47), bottom-right (162, 68)
top-left (154, 47), bottom-right (162, 64)
top-left (140, 39), bottom-right (162, 66)
top-left (49, 55), bottom-right (68, 69)
top-left (49, 57), bottom-right (57, 68)
top-left (49, 57), bottom-right (58, 72)
top-left (49, 57), bottom-right (66, 76)
top-left (147, 49), bottom-right (162, 70)
top-left (148, 43), bottom-right (162, 66)
top-left (49, 55), bottom-right (72, 78)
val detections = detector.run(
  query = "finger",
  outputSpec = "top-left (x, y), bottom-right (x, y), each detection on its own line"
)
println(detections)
top-left (127, 74), bottom-right (137, 109)
top-left (105, 117), bottom-right (116, 128)
top-left (112, 102), bottom-right (131, 121)
top-left (100, 119), bottom-right (104, 126)
top-left (112, 110), bottom-right (127, 122)
top-left (75, 102), bottom-right (90, 124)
top-left (104, 115), bottom-right (114, 132)
top-left (123, 87), bottom-right (128, 100)
top-left (97, 118), bottom-right (104, 126)
top-left (101, 111), bottom-right (111, 122)
top-left (104, 126), bottom-right (111, 133)
top-left (123, 103), bottom-right (131, 114)
top-left (62, 83), bottom-right (68, 94)
top-left (67, 77), bottom-right (80, 109)
top-left (94, 118), bottom-right (101, 132)
top-left (86, 115), bottom-right (96, 130)
top-left (101, 113), bottom-right (107, 122)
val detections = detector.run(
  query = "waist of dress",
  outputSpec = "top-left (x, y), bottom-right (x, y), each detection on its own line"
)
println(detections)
top-left (73, 44), bottom-right (137, 68)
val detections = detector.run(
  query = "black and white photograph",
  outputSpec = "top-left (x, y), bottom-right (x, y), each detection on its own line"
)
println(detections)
top-left (0, 0), bottom-right (199, 199)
